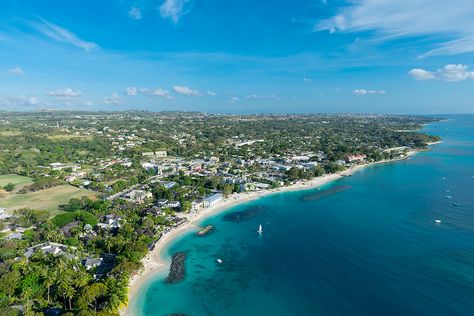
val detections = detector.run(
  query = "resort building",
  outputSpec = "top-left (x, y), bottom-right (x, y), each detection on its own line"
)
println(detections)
top-left (203, 193), bottom-right (223, 208)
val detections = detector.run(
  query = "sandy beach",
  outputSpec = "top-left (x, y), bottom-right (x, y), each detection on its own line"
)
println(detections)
top-left (120, 150), bottom-right (427, 315)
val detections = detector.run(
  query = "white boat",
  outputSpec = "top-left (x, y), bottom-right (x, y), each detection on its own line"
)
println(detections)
top-left (216, 258), bottom-right (223, 263)
top-left (435, 219), bottom-right (442, 224)
top-left (445, 195), bottom-right (452, 199)
top-left (257, 224), bottom-right (263, 234)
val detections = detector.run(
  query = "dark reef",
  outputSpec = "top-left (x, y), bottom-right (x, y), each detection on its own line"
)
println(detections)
top-left (165, 252), bottom-right (187, 284)
top-left (300, 185), bottom-right (351, 201)
top-left (222, 205), bottom-right (267, 222)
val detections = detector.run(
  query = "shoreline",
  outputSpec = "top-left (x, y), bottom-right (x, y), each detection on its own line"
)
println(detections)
top-left (120, 149), bottom-right (430, 315)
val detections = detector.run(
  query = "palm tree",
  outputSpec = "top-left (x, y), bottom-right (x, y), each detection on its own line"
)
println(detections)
top-left (43, 269), bottom-right (56, 304)
top-left (104, 236), bottom-right (114, 254)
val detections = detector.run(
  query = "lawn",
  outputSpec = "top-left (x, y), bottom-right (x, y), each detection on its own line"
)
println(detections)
top-left (0, 184), bottom-right (96, 214)
top-left (0, 174), bottom-right (34, 187)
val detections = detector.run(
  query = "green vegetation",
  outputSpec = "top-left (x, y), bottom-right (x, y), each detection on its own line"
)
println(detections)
top-left (0, 111), bottom-right (442, 315)
top-left (0, 185), bottom-right (96, 214)
top-left (0, 175), bottom-right (33, 188)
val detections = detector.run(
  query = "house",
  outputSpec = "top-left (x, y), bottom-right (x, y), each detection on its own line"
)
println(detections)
top-left (165, 201), bottom-right (181, 209)
top-left (125, 190), bottom-right (153, 204)
top-left (97, 214), bottom-right (122, 230)
top-left (302, 162), bottom-right (319, 169)
top-left (156, 199), bottom-right (169, 207)
top-left (254, 183), bottom-right (270, 190)
top-left (5, 232), bottom-right (23, 240)
top-left (161, 181), bottom-right (177, 189)
top-left (203, 193), bottom-right (223, 208)
top-left (25, 242), bottom-right (76, 259)
top-left (155, 151), bottom-right (167, 158)
top-left (191, 200), bottom-right (204, 212)
top-left (50, 162), bottom-right (64, 170)
top-left (83, 257), bottom-right (104, 270)
top-left (344, 154), bottom-right (367, 163)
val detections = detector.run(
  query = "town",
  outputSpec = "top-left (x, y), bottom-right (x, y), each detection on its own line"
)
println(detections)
top-left (0, 111), bottom-right (440, 315)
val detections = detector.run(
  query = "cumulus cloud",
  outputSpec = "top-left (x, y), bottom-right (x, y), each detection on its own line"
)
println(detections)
top-left (47, 87), bottom-right (81, 97)
top-left (104, 92), bottom-right (123, 104)
top-left (160, 0), bottom-right (190, 23)
top-left (230, 97), bottom-right (240, 103)
top-left (316, 0), bottom-right (474, 57)
top-left (125, 87), bottom-right (137, 96)
top-left (142, 88), bottom-right (171, 98)
top-left (8, 66), bottom-right (24, 75)
top-left (409, 64), bottom-right (474, 82)
top-left (129, 6), bottom-right (142, 20)
top-left (353, 89), bottom-right (386, 95)
top-left (33, 19), bottom-right (98, 52)
top-left (206, 91), bottom-right (216, 96)
top-left (3, 95), bottom-right (39, 107)
top-left (173, 85), bottom-right (201, 96)
top-left (303, 77), bottom-right (312, 82)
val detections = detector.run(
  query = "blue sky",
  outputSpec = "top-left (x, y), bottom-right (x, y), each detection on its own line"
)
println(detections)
top-left (0, 0), bottom-right (473, 114)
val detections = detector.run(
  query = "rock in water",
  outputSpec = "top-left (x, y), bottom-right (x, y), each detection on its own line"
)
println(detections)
top-left (165, 252), bottom-right (187, 284)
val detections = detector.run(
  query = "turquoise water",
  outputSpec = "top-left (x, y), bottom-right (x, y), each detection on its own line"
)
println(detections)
top-left (133, 115), bottom-right (474, 316)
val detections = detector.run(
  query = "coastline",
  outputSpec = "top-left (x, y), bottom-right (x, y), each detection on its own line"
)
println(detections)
top-left (120, 149), bottom-right (431, 316)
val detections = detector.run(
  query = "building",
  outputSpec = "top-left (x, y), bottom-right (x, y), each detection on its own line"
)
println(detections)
top-left (344, 154), bottom-right (367, 163)
top-left (83, 257), bottom-right (104, 270)
top-left (203, 193), bottom-right (223, 208)
top-left (25, 242), bottom-right (76, 259)
top-left (125, 190), bottom-right (153, 204)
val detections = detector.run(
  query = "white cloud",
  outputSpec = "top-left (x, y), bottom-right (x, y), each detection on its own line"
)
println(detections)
top-left (160, 0), bottom-right (190, 23)
top-left (206, 91), bottom-right (216, 96)
top-left (409, 64), bottom-right (474, 82)
top-left (3, 95), bottom-right (39, 107)
top-left (303, 77), bottom-right (312, 82)
top-left (246, 94), bottom-right (280, 100)
top-left (33, 19), bottom-right (98, 52)
top-left (353, 89), bottom-right (386, 95)
top-left (230, 97), bottom-right (240, 103)
top-left (104, 92), bottom-right (123, 104)
top-left (129, 6), bottom-right (142, 20)
top-left (173, 85), bottom-right (201, 96)
top-left (47, 87), bottom-right (81, 97)
top-left (125, 87), bottom-right (137, 96)
top-left (142, 88), bottom-right (171, 98)
top-left (8, 66), bottom-right (24, 75)
top-left (316, 0), bottom-right (474, 57)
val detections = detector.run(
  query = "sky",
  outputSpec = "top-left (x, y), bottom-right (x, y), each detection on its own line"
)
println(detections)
top-left (0, 0), bottom-right (473, 114)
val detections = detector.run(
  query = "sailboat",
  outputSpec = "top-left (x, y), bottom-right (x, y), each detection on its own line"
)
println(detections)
top-left (257, 224), bottom-right (263, 234)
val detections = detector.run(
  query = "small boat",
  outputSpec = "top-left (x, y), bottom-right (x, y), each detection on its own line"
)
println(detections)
top-left (444, 190), bottom-right (450, 193)
top-left (442, 177), bottom-right (447, 180)
top-left (445, 195), bottom-right (452, 199)
top-left (435, 219), bottom-right (442, 224)
top-left (453, 203), bottom-right (461, 206)
top-left (257, 224), bottom-right (263, 234)
top-left (216, 258), bottom-right (223, 264)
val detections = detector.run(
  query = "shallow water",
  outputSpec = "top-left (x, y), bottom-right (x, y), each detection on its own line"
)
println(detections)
top-left (133, 115), bottom-right (474, 316)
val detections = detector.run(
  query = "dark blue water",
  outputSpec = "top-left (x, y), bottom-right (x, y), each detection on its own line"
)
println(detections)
top-left (133, 115), bottom-right (474, 316)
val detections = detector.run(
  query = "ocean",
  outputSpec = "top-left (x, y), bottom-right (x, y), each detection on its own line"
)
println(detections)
top-left (132, 115), bottom-right (474, 316)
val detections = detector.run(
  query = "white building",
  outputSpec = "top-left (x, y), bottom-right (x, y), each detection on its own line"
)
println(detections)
top-left (203, 193), bottom-right (223, 208)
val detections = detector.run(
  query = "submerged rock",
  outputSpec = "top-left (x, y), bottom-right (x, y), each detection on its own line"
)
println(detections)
top-left (222, 205), bottom-right (267, 222)
top-left (165, 252), bottom-right (187, 284)
top-left (300, 185), bottom-right (351, 201)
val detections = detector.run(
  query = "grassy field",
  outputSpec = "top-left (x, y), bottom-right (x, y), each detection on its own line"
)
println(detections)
top-left (0, 184), bottom-right (96, 214)
top-left (0, 174), bottom-right (34, 187)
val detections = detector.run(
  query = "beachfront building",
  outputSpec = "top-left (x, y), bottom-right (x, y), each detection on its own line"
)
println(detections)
top-left (203, 193), bottom-right (223, 208)
top-left (344, 154), bottom-right (367, 163)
